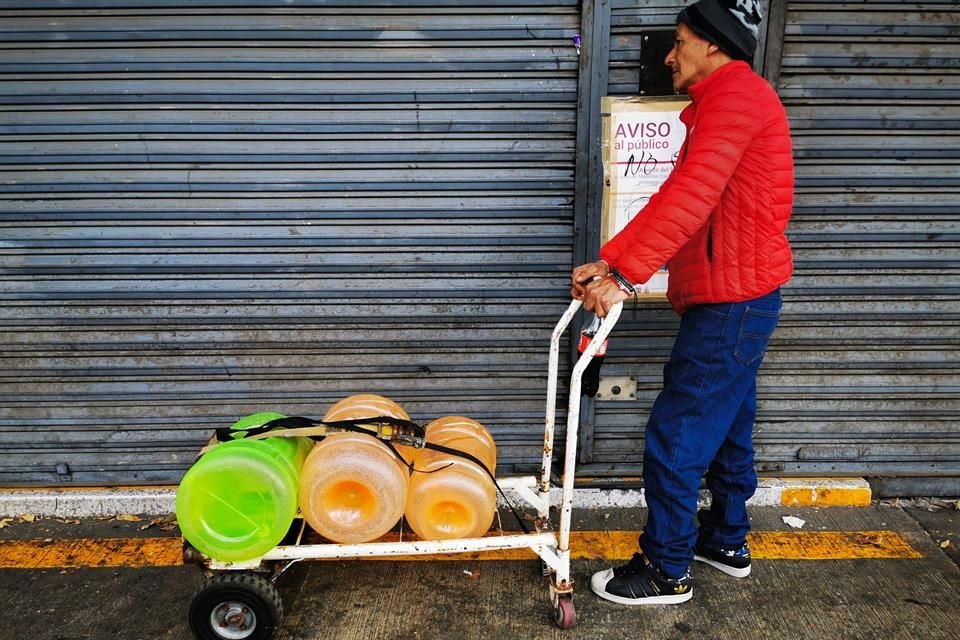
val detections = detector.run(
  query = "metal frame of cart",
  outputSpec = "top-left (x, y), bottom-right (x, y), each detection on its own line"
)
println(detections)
top-left (185, 299), bottom-right (622, 636)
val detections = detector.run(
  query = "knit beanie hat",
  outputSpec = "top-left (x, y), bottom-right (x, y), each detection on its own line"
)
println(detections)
top-left (677, 0), bottom-right (763, 62)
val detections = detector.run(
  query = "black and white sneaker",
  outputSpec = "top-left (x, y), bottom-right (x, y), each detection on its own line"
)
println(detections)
top-left (590, 553), bottom-right (693, 605)
top-left (693, 540), bottom-right (752, 578)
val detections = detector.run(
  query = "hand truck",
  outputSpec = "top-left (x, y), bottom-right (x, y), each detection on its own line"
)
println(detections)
top-left (183, 299), bottom-right (623, 639)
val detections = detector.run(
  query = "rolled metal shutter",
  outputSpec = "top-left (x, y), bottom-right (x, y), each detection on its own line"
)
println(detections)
top-left (584, 1), bottom-right (959, 483)
top-left (770, 1), bottom-right (959, 480)
top-left (0, 1), bottom-right (581, 485)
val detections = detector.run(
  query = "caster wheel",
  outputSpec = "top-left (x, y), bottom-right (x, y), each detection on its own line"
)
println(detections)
top-left (189, 572), bottom-right (283, 640)
top-left (553, 598), bottom-right (576, 629)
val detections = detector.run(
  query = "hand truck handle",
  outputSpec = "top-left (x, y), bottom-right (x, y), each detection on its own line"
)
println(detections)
top-left (538, 300), bottom-right (624, 523)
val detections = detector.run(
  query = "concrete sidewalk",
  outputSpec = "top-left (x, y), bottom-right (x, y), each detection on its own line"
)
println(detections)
top-left (1, 501), bottom-right (958, 640)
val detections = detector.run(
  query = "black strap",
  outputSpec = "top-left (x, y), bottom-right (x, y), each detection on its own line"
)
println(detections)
top-left (220, 415), bottom-right (531, 535)
top-left (215, 414), bottom-right (426, 444)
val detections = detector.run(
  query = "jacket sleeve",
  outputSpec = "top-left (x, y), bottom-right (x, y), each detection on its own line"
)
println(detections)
top-left (599, 86), bottom-right (765, 283)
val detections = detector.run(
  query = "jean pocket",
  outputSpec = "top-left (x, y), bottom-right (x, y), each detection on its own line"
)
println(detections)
top-left (734, 307), bottom-right (780, 366)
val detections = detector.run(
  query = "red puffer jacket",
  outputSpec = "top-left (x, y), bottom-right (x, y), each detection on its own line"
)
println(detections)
top-left (599, 60), bottom-right (794, 315)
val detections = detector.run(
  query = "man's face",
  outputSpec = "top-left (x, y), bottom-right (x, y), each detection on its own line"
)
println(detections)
top-left (665, 22), bottom-right (717, 92)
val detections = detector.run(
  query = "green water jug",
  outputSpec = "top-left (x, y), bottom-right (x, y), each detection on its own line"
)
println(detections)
top-left (230, 411), bottom-right (314, 470)
top-left (176, 412), bottom-right (312, 562)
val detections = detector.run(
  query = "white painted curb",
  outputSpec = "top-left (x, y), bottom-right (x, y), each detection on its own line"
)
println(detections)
top-left (550, 477), bottom-right (871, 510)
top-left (0, 478), bottom-right (871, 518)
top-left (0, 488), bottom-right (178, 518)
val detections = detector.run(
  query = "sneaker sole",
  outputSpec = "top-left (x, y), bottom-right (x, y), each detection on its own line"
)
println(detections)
top-left (693, 554), bottom-right (751, 578)
top-left (590, 569), bottom-right (693, 606)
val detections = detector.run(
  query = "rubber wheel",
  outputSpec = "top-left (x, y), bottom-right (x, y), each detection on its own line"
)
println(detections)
top-left (553, 598), bottom-right (576, 629)
top-left (188, 573), bottom-right (283, 640)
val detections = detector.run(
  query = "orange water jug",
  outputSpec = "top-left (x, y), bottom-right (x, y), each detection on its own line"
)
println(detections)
top-left (298, 394), bottom-right (412, 543)
top-left (404, 416), bottom-right (497, 540)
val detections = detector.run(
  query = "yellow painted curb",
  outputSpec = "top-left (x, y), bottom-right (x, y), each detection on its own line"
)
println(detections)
top-left (0, 537), bottom-right (184, 569)
top-left (0, 530), bottom-right (920, 569)
top-left (777, 478), bottom-right (873, 507)
top-left (749, 531), bottom-right (920, 560)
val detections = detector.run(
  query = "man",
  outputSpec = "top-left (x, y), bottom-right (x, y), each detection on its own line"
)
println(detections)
top-left (573, 0), bottom-right (794, 605)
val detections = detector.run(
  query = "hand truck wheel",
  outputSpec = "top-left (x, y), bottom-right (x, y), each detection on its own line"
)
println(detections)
top-left (188, 572), bottom-right (283, 640)
top-left (552, 597), bottom-right (576, 629)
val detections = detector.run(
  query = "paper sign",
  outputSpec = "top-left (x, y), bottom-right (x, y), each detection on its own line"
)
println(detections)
top-left (600, 97), bottom-right (689, 295)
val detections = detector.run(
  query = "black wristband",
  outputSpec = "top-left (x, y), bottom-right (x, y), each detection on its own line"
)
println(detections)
top-left (608, 268), bottom-right (636, 295)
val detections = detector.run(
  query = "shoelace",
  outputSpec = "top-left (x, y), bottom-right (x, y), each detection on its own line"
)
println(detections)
top-left (614, 552), bottom-right (649, 577)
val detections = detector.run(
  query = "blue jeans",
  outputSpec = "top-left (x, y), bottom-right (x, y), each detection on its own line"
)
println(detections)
top-left (639, 289), bottom-right (782, 578)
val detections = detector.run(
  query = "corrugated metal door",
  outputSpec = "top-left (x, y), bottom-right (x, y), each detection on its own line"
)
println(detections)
top-left (0, 2), bottom-right (582, 485)
top-left (769, 1), bottom-right (959, 480)
top-left (581, 1), bottom-right (959, 482)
